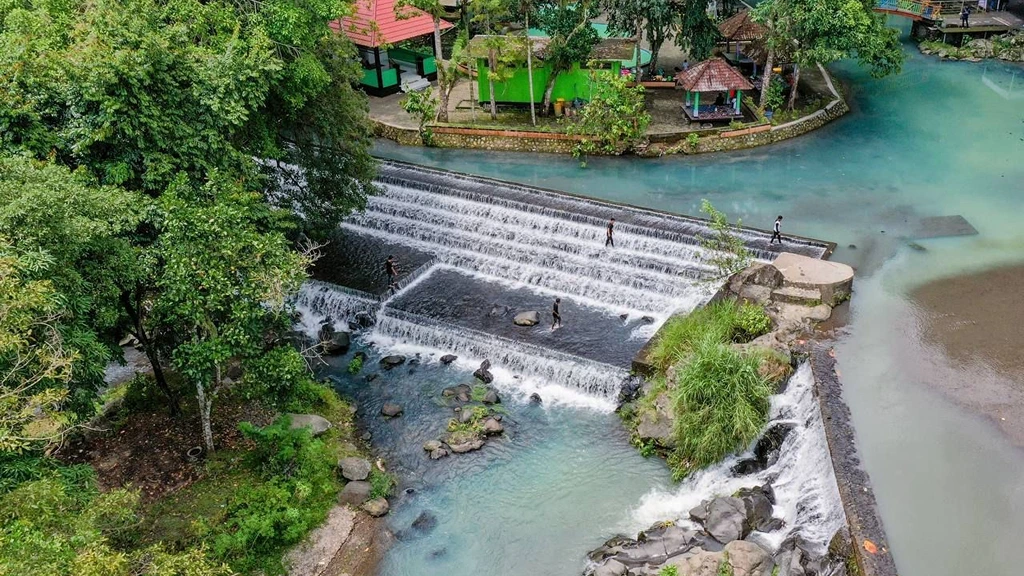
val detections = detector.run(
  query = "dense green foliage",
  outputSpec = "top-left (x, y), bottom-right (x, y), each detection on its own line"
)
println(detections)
top-left (668, 335), bottom-right (773, 480)
top-left (0, 0), bottom-right (375, 234)
top-left (0, 459), bottom-right (233, 576)
top-left (677, 0), bottom-right (719, 62)
top-left (536, 1), bottom-right (600, 111)
top-left (601, 0), bottom-right (675, 74)
top-left (647, 300), bottom-right (772, 372)
top-left (565, 74), bottom-right (650, 162)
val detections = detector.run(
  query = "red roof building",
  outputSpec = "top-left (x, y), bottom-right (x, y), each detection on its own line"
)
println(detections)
top-left (332, 0), bottom-right (453, 48)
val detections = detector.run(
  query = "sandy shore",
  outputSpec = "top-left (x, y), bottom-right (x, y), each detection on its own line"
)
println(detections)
top-left (911, 264), bottom-right (1024, 445)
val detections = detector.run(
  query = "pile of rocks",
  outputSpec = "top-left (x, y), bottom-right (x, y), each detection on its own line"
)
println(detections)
top-left (919, 33), bottom-right (1024, 62)
top-left (585, 488), bottom-right (848, 576)
top-left (422, 360), bottom-right (506, 458)
top-left (337, 457), bottom-right (391, 518)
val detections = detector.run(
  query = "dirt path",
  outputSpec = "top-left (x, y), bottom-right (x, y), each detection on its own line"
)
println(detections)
top-left (911, 264), bottom-right (1024, 444)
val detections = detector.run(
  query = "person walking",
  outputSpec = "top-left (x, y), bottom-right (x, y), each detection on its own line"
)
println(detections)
top-left (552, 298), bottom-right (562, 330)
top-left (384, 255), bottom-right (400, 294)
top-left (770, 216), bottom-right (784, 245)
top-left (605, 218), bottom-right (615, 248)
top-left (961, 5), bottom-right (970, 27)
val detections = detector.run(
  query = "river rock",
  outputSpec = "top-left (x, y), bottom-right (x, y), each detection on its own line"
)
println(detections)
top-left (321, 331), bottom-right (350, 355)
top-left (423, 440), bottom-right (443, 452)
top-left (616, 376), bottom-right (643, 406)
top-left (380, 355), bottom-right (406, 369)
top-left (725, 540), bottom-right (773, 576)
top-left (592, 559), bottom-right (628, 576)
top-left (365, 373), bottom-right (379, 383)
top-left (473, 368), bottom-right (494, 384)
top-left (481, 417), bottom-right (504, 435)
top-left (702, 497), bottom-right (749, 543)
top-left (429, 446), bottom-right (450, 459)
top-left (339, 457), bottom-right (371, 481)
top-left (634, 391), bottom-right (676, 448)
top-left (733, 423), bottom-right (794, 475)
top-left (482, 389), bottom-right (501, 404)
top-left (489, 304), bottom-right (511, 317)
top-left (736, 486), bottom-right (775, 532)
top-left (361, 498), bottom-right (390, 517)
top-left (354, 311), bottom-right (374, 328)
top-left (448, 439), bottom-right (485, 453)
top-left (513, 311), bottom-right (541, 326)
top-left (457, 407), bottom-right (477, 423)
top-left (411, 510), bottom-right (438, 534)
top-left (287, 413), bottom-right (331, 436)
top-left (381, 402), bottom-right (403, 417)
top-left (440, 354), bottom-right (458, 365)
top-left (529, 393), bottom-right (542, 404)
top-left (338, 480), bottom-right (372, 505)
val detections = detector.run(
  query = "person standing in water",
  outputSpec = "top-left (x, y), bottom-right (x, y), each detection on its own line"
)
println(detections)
top-left (552, 298), bottom-right (562, 329)
top-left (769, 216), bottom-right (783, 245)
top-left (606, 218), bottom-right (615, 248)
top-left (384, 255), bottom-right (400, 293)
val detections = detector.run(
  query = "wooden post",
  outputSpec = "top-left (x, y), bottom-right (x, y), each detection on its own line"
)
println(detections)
top-left (374, 47), bottom-right (383, 88)
top-left (686, 90), bottom-right (692, 106)
top-left (694, 91), bottom-right (700, 117)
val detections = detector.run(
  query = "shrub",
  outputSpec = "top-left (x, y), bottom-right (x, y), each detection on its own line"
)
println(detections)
top-left (647, 301), bottom-right (741, 370)
top-left (242, 346), bottom-right (309, 400)
top-left (686, 132), bottom-right (700, 148)
top-left (347, 356), bottom-right (363, 374)
top-left (368, 469), bottom-right (396, 500)
top-left (660, 565), bottom-right (680, 576)
top-left (670, 336), bottom-right (773, 480)
top-left (213, 417), bottom-right (339, 573)
top-left (734, 303), bottom-right (771, 342)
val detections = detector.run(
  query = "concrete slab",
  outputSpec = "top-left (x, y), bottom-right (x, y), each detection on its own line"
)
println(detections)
top-left (911, 215), bottom-right (978, 239)
top-left (771, 252), bottom-right (854, 306)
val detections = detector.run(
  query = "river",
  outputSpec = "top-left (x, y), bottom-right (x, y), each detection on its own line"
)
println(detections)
top-left (370, 28), bottom-right (1024, 576)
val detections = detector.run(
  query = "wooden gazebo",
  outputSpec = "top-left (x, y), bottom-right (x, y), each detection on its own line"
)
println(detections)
top-left (331, 0), bottom-right (453, 96)
top-left (675, 58), bottom-right (754, 121)
top-left (718, 10), bottom-right (767, 71)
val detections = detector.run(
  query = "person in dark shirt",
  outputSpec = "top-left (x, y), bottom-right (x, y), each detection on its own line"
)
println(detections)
top-left (606, 218), bottom-right (615, 248)
top-left (770, 216), bottom-right (783, 245)
top-left (552, 298), bottom-right (562, 329)
top-left (385, 255), bottom-right (399, 293)
top-left (960, 5), bottom-right (970, 27)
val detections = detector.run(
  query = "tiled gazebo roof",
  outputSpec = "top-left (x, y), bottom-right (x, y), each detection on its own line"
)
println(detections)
top-left (718, 10), bottom-right (767, 42)
top-left (675, 58), bottom-right (754, 92)
top-left (332, 0), bottom-right (453, 48)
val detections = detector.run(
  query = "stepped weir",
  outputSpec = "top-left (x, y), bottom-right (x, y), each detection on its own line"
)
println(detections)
top-left (296, 160), bottom-right (832, 402)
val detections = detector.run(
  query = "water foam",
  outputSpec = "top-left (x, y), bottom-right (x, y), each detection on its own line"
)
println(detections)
top-left (627, 364), bottom-right (846, 554)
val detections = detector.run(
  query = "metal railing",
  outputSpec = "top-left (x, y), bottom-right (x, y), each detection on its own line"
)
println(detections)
top-left (875, 0), bottom-right (966, 19)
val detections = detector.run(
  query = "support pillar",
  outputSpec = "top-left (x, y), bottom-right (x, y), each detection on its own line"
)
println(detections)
top-left (694, 91), bottom-right (700, 117)
top-left (735, 90), bottom-right (742, 113)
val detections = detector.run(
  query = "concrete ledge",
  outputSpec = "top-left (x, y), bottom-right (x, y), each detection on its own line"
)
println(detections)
top-left (811, 348), bottom-right (900, 576)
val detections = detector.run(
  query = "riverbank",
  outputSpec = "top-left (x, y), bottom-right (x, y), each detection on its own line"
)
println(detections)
top-left (918, 31), bottom-right (1024, 62)
top-left (369, 65), bottom-right (847, 157)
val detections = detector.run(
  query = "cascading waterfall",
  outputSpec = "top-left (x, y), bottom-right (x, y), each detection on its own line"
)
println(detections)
top-left (628, 364), bottom-right (846, 554)
top-left (293, 280), bottom-right (381, 336)
top-left (371, 308), bottom-right (630, 403)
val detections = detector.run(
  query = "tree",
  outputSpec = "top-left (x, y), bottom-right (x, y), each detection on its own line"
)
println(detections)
top-left (536, 1), bottom-right (600, 114)
top-left (602, 0), bottom-right (676, 75)
top-left (481, 35), bottom-right (528, 119)
top-left (521, 0), bottom-right (539, 125)
top-left (754, 0), bottom-right (903, 109)
top-left (699, 200), bottom-right (751, 281)
top-left (154, 176), bottom-right (311, 452)
top-left (397, 0), bottom-right (454, 121)
top-left (0, 239), bottom-right (76, 453)
top-left (0, 0), bottom-right (376, 237)
top-left (565, 73), bottom-right (650, 162)
top-left (676, 0), bottom-right (719, 62)
top-left (0, 158), bottom-right (175, 415)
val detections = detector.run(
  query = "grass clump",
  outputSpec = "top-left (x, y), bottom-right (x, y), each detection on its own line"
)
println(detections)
top-left (647, 300), bottom-right (772, 371)
top-left (347, 356), bottom-right (363, 374)
top-left (368, 469), bottom-right (396, 500)
top-left (669, 335), bottom-right (773, 480)
top-left (660, 565), bottom-right (680, 576)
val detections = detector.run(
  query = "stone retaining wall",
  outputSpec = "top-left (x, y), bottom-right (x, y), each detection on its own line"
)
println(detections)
top-left (371, 64), bottom-right (848, 157)
top-left (811, 348), bottom-right (900, 576)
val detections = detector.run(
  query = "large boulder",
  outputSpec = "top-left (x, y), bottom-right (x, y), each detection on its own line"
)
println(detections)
top-left (380, 355), bottom-right (406, 369)
top-left (513, 311), bottom-right (541, 326)
top-left (473, 367), bottom-right (494, 384)
top-left (634, 391), bottom-right (676, 449)
top-left (770, 252), bottom-right (854, 307)
top-left (734, 423), bottom-right (794, 475)
top-left (287, 413), bottom-right (331, 436)
top-left (481, 389), bottom-right (501, 404)
top-left (448, 438), bottom-right (485, 453)
top-left (735, 487), bottom-right (775, 533)
top-left (724, 540), bottom-right (774, 576)
top-left (481, 417), bottom-right (504, 435)
top-left (361, 498), bottom-right (390, 517)
top-left (339, 457), bottom-right (372, 481)
top-left (321, 331), bottom-right (350, 355)
top-left (440, 354), bottom-right (458, 365)
top-left (702, 497), bottom-right (749, 544)
top-left (338, 481), bottom-right (372, 506)
top-left (381, 402), bottom-right (403, 417)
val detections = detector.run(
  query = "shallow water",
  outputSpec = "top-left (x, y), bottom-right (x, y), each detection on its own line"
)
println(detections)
top-left (373, 28), bottom-right (1024, 576)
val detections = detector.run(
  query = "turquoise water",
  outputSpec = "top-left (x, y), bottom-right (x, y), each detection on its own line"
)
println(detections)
top-left (373, 34), bottom-right (1024, 576)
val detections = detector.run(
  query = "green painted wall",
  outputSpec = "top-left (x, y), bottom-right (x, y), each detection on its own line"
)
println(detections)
top-left (361, 67), bottom-right (399, 88)
top-left (476, 60), bottom-right (620, 105)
